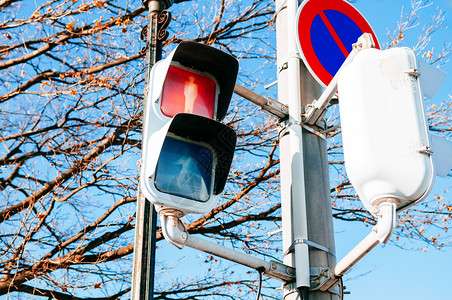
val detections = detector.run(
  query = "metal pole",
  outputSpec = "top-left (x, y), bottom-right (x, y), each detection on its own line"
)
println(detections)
top-left (285, 0), bottom-right (310, 296)
top-left (131, 1), bottom-right (169, 299)
top-left (275, 0), bottom-right (339, 299)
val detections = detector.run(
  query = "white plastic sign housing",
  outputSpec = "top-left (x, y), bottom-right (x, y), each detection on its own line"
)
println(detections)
top-left (338, 47), bottom-right (435, 215)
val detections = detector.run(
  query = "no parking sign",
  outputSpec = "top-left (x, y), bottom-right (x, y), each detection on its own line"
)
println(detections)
top-left (296, 0), bottom-right (380, 87)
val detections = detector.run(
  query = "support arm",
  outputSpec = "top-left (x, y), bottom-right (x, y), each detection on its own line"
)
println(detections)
top-left (159, 210), bottom-right (296, 283)
top-left (305, 33), bottom-right (376, 125)
top-left (315, 201), bottom-right (397, 292)
top-left (333, 201), bottom-right (397, 277)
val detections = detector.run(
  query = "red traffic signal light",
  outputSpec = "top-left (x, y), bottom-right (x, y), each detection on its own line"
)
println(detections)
top-left (160, 65), bottom-right (218, 119)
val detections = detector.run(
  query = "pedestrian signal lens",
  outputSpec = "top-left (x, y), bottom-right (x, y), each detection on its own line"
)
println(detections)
top-left (154, 135), bottom-right (215, 202)
top-left (160, 65), bottom-right (217, 119)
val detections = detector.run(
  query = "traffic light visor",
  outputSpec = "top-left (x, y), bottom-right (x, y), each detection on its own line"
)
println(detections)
top-left (154, 135), bottom-right (215, 202)
top-left (160, 65), bottom-right (217, 119)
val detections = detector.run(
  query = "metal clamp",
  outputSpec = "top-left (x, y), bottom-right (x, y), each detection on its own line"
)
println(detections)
top-left (309, 267), bottom-right (343, 298)
top-left (266, 260), bottom-right (296, 283)
top-left (284, 239), bottom-right (336, 257)
top-left (278, 121), bottom-right (327, 141)
top-left (274, 0), bottom-right (287, 20)
top-left (278, 51), bottom-right (301, 76)
top-left (278, 61), bottom-right (288, 75)
top-left (264, 97), bottom-right (289, 119)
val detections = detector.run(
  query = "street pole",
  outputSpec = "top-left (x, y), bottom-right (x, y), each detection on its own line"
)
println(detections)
top-left (275, 0), bottom-right (339, 299)
top-left (131, 1), bottom-right (170, 299)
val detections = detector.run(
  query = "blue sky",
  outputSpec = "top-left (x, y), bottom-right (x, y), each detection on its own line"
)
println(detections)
top-left (332, 1), bottom-right (452, 299)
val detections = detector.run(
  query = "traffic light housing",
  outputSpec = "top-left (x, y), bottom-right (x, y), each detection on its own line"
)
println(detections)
top-left (337, 47), bottom-right (449, 215)
top-left (141, 42), bottom-right (238, 215)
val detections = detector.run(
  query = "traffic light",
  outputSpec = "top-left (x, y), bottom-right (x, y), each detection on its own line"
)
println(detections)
top-left (337, 47), bottom-right (450, 216)
top-left (141, 41), bottom-right (239, 215)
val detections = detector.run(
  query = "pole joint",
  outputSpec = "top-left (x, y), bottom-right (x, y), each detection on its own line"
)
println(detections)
top-left (142, 0), bottom-right (173, 11)
top-left (309, 267), bottom-right (344, 298)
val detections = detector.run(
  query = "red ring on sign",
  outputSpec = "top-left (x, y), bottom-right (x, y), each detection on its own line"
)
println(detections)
top-left (296, 0), bottom-right (380, 87)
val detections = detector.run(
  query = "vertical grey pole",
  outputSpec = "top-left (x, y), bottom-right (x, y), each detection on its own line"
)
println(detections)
top-left (275, 0), bottom-right (340, 299)
top-left (131, 1), bottom-right (167, 299)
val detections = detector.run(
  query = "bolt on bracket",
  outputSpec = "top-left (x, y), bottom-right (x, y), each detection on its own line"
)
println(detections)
top-left (266, 260), bottom-right (296, 282)
top-left (405, 69), bottom-right (421, 78)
